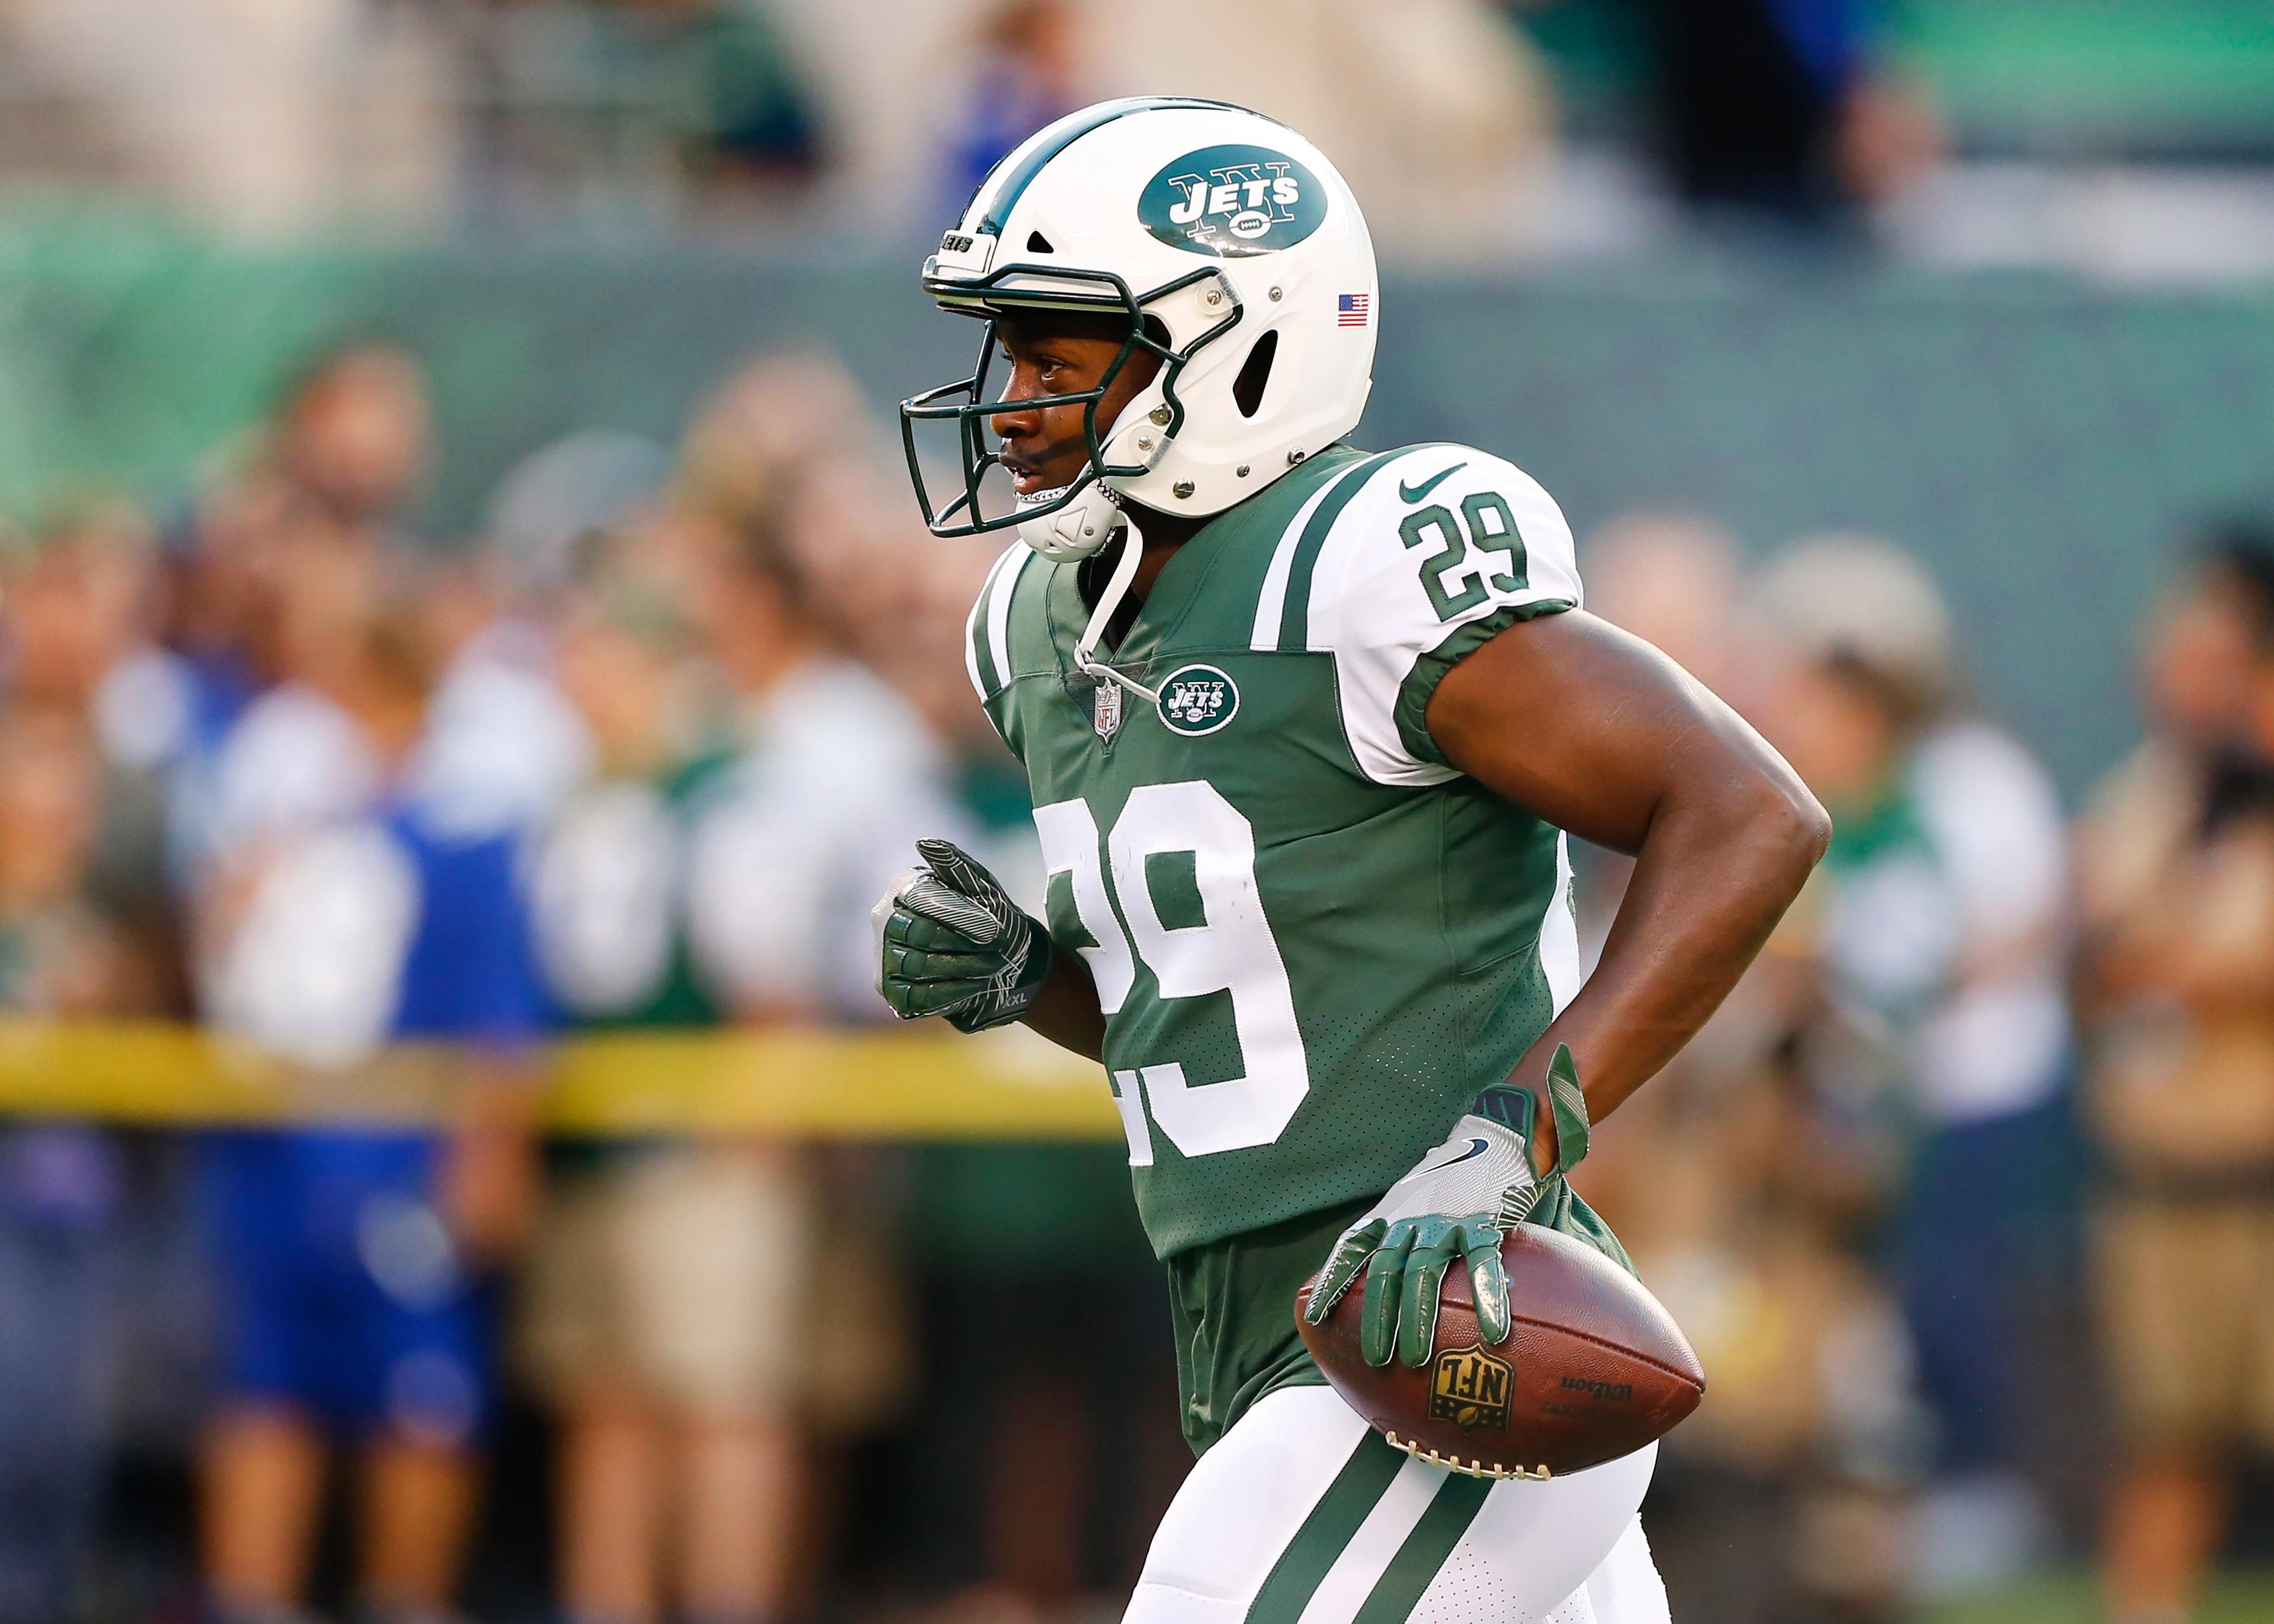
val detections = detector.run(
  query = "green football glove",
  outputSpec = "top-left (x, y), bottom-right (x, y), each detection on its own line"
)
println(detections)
top-left (1303, 1046), bottom-right (1591, 1369)
top-left (872, 838), bottom-right (1055, 1034)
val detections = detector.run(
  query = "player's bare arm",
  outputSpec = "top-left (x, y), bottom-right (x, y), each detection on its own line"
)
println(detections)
top-left (1306, 607), bottom-right (1825, 1376)
top-left (1428, 609), bottom-right (1830, 1169)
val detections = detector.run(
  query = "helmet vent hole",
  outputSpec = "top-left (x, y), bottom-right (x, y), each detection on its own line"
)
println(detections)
top-left (1026, 230), bottom-right (1055, 253)
top-left (1232, 330), bottom-right (1278, 419)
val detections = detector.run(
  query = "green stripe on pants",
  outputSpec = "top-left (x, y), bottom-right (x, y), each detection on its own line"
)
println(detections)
top-left (1350, 1474), bottom-right (1493, 1624)
top-left (1244, 1432), bottom-right (1408, 1624)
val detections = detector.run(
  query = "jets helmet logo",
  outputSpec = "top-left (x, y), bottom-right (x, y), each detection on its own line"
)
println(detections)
top-left (1139, 144), bottom-right (1325, 259)
top-left (1157, 665), bottom-right (1239, 736)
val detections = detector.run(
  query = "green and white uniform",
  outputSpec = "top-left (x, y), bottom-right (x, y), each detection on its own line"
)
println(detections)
top-left (905, 91), bottom-right (1668, 1624)
top-left (1130, 1386), bottom-right (1660, 1624)
top-left (966, 441), bottom-right (1630, 1436)
top-left (968, 442), bottom-right (1666, 1623)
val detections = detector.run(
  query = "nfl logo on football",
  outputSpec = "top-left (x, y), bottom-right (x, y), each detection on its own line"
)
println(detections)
top-left (1429, 1345), bottom-right (1515, 1432)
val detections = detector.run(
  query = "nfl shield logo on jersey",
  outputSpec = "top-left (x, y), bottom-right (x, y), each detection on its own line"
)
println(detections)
top-left (1157, 665), bottom-right (1239, 736)
top-left (1092, 679), bottom-right (1122, 742)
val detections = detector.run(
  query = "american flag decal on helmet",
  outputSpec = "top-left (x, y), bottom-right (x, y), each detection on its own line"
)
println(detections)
top-left (1337, 292), bottom-right (1369, 327)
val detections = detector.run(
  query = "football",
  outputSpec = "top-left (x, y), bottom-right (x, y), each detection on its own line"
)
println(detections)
top-left (1295, 1223), bottom-right (1706, 1480)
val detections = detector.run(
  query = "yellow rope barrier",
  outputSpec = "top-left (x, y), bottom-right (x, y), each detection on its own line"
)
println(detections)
top-left (0, 1020), bottom-right (1122, 1139)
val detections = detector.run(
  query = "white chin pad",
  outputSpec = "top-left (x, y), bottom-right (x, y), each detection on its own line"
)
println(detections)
top-left (1017, 481), bottom-right (1121, 562)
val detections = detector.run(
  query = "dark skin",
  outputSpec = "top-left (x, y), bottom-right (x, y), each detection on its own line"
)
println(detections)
top-left (990, 314), bottom-right (1832, 1172)
top-left (994, 314), bottom-right (1197, 597)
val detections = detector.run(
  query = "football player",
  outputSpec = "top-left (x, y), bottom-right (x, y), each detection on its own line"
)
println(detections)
top-left (879, 99), bottom-right (1829, 1623)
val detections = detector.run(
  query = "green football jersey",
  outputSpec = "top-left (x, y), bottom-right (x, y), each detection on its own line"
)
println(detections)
top-left (967, 442), bottom-right (1588, 1258)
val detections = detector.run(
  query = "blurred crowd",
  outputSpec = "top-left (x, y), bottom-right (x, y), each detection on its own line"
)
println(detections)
top-left (0, 0), bottom-right (1933, 249)
top-left (0, 2), bottom-right (2271, 1623)
top-left (0, 334), bottom-right (2272, 1624)
top-left (0, 337), bottom-right (1181, 1624)
top-left (1574, 516), bottom-right (2274, 1624)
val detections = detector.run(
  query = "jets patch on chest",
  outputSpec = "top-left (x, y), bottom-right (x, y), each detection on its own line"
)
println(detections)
top-left (1157, 664), bottom-right (1239, 736)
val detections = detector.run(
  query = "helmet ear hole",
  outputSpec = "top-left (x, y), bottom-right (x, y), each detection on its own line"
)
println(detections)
top-left (1232, 329), bottom-right (1279, 419)
top-left (1026, 230), bottom-right (1055, 253)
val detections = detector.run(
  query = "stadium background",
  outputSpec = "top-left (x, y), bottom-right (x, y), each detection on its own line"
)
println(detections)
top-left (1, 4), bottom-right (2273, 1623)
top-left (12, 247), bottom-right (2274, 793)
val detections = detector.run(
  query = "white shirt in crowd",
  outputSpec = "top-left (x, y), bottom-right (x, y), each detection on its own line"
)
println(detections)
top-left (685, 657), bottom-right (971, 1022)
top-left (1821, 720), bottom-right (2073, 1126)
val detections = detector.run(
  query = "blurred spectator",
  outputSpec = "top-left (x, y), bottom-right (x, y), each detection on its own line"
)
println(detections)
top-left (160, 341), bottom-right (438, 879)
top-left (174, 337), bottom-right (432, 618)
top-left (0, 701), bottom-right (169, 1624)
top-left (169, 342), bottom-right (589, 867)
top-left (518, 531), bottom-right (792, 1624)
top-left (1581, 518), bottom-right (1918, 1620)
top-left (486, 430), bottom-right (675, 609)
top-left (904, 1134), bottom-right (1183, 1619)
top-left (8, 504), bottom-right (190, 995)
top-left (454, 0), bottom-right (824, 224)
top-left (937, 0), bottom-right (1083, 210)
top-left (513, 385), bottom-right (969, 1620)
top-left (1581, 512), bottom-right (1746, 697)
top-left (408, 560), bottom-right (596, 853)
top-left (1754, 535), bottom-right (2071, 1587)
top-left (1577, 978), bottom-right (1920, 1623)
top-left (192, 570), bottom-right (543, 1624)
top-left (11, 500), bottom-right (159, 715)
top-left (674, 350), bottom-right (1002, 746)
top-left (271, 341), bottom-right (432, 541)
top-left (675, 352), bottom-right (862, 532)
top-left (1634, 0), bottom-right (1940, 219)
top-left (645, 0), bottom-right (827, 186)
top-left (0, 510), bottom-right (190, 1623)
top-left (2078, 526), bottom-right (2274, 1624)
top-left (677, 504), bottom-right (963, 1610)
top-left (651, 349), bottom-right (1175, 1610)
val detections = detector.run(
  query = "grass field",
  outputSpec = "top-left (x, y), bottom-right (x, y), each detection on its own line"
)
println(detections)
top-left (1922, 1567), bottom-right (2274, 1623)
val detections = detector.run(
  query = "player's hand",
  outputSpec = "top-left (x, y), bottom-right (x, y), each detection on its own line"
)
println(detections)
top-left (873, 838), bottom-right (1055, 1034)
top-left (1303, 1103), bottom-right (1535, 1368)
top-left (1303, 1049), bottom-right (1591, 1368)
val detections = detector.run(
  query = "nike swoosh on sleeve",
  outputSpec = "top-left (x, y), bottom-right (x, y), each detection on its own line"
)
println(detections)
top-left (1396, 462), bottom-right (1468, 504)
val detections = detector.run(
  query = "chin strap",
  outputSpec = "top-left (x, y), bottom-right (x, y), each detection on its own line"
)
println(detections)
top-left (1072, 516), bottom-right (1161, 706)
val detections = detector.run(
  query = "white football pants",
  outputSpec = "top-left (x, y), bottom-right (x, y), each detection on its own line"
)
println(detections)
top-left (1126, 1385), bottom-right (1668, 1624)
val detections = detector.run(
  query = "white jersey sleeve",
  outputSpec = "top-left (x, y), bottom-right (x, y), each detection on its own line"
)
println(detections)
top-left (1273, 445), bottom-right (1582, 786)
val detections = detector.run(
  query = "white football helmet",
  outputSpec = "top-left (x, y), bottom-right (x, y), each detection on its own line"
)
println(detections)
top-left (901, 97), bottom-right (1379, 564)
